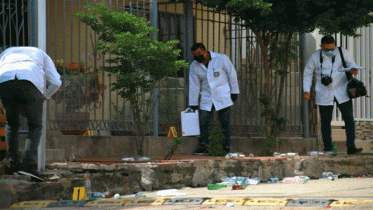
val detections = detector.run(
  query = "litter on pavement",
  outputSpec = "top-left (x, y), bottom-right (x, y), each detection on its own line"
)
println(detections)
top-left (281, 176), bottom-right (310, 184)
top-left (156, 189), bottom-right (186, 197)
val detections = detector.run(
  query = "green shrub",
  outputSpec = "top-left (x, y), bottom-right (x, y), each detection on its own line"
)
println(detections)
top-left (207, 126), bottom-right (226, 156)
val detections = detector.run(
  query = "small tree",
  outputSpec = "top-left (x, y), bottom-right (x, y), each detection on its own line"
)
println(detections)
top-left (76, 4), bottom-right (188, 155)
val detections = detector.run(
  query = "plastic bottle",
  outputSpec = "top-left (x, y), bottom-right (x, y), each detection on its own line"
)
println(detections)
top-left (332, 142), bottom-right (337, 156)
top-left (268, 177), bottom-right (280, 183)
top-left (84, 177), bottom-right (92, 199)
top-left (321, 172), bottom-right (338, 181)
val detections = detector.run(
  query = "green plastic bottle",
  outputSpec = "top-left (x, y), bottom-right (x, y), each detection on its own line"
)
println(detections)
top-left (332, 142), bottom-right (337, 156)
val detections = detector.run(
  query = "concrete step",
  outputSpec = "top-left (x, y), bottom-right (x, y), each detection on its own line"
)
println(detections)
top-left (13, 149), bottom-right (65, 164)
top-left (356, 140), bottom-right (373, 153)
top-left (1, 155), bottom-right (373, 209)
top-left (45, 149), bottom-right (65, 163)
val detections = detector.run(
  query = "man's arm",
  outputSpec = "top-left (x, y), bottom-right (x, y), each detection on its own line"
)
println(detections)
top-left (188, 65), bottom-right (200, 108)
top-left (223, 55), bottom-right (239, 94)
top-left (43, 52), bottom-right (62, 99)
top-left (303, 53), bottom-right (316, 100)
top-left (341, 48), bottom-right (359, 75)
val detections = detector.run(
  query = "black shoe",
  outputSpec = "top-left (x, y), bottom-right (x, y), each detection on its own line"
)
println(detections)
top-left (193, 147), bottom-right (208, 154)
top-left (2, 158), bottom-right (21, 175)
top-left (17, 164), bottom-right (44, 182)
top-left (8, 160), bottom-right (21, 175)
top-left (347, 147), bottom-right (363, 155)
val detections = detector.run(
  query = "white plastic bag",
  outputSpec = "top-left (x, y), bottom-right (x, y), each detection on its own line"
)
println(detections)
top-left (181, 108), bottom-right (200, 136)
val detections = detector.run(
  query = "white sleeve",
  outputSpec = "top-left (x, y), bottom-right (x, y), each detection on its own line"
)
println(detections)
top-left (303, 53), bottom-right (316, 93)
top-left (341, 48), bottom-right (357, 68)
top-left (43, 52), bottom-right (62, 99)
top-left (223, 55), bottom-right (239, 94)
top-left (188, 65), bottom-right (200, 106)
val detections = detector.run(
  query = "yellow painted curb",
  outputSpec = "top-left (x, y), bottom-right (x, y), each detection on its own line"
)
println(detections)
top-left (151, 198), bottom-right (172, 205)
top-left (10, 200), bottom-right (57, 208)
top-left (202, 197), bottom-right (249, 206)
top-left (84, 199), bottom-right (129, 207)
top-left (244, 198), bottom-right (292, 206)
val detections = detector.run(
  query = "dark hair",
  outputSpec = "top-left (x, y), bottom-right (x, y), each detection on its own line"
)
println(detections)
top-left (321, 35), bottom-right (335, 45)
top-left (191, 43), bottom-right (206, 51)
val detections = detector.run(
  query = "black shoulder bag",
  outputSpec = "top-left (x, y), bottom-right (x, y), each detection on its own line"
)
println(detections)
top-left (338, 47), bottom-right (367, 98)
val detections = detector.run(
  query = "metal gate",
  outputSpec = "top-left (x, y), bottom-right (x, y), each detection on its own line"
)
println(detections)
top-left (1, 0), bottom-right (33, 132)
top-left (45, 0), bottom-right (154, 136)
top-left (0, 0), bottom-right (29, 51)
top-left (33, 0), bottom-right (305, 137)
top-left (190, 2), bottom-right (304, 137)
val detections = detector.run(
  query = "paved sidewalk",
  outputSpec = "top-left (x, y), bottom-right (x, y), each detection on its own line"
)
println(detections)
top-left (115, 177), bottom-right (373, 210)
top-left (5, 177), bottom-right (373, 209)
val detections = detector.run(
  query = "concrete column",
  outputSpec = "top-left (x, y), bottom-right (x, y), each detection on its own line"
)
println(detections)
top-left (301, 32), bottom-right (317, 138)
top-left (30, 0), bottom-right (47, 171)
top-left (150, 0), bottom-right (159, 137)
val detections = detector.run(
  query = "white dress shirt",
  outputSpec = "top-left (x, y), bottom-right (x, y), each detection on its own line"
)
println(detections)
top-left (189, 51), bottom-right (240, 111)
top-left (0, 47), bottom-right (62, 99)
top-left (303, 48), bottom-right (357, 106)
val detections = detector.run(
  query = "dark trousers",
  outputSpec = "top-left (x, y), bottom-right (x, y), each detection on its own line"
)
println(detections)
top-left (199, 105), bottom-right (232, 152)
top-left (0, 79), bottom-right (44, 166)
top-left (319, 99), bottom-right (355, 150)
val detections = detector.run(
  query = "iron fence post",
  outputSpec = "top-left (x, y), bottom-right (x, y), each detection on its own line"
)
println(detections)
top-left (300, 34), bottom-right (309, 138)
top-left (184, 0), bottom-right (194, 109)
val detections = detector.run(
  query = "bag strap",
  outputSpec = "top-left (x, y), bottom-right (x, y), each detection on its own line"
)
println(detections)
top-left (319, 50), bottom-right (323, 65)
top-left (339, 47), bottom-right (353, 81)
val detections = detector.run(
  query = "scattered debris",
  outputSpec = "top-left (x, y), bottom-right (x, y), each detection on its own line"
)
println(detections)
top-left (268, 177), bottom-right (281, 183)
top-left (122, 157), bottom-right (135, 161)
top-left (156, 189), bottom-right (186, 197)
top-left (207, 184), bottom-right (227, 190)
top-left (91, 191), bottom-right (111, 199)
top-left (281, 176), bottom-right (309, 184)
top-left (48, 174), bottom-right (60, 181)
top-left (339, 173), bottom-right (352, 178)
top-left (244, 177), bottom-right (261, 185)
top-left (232, 183), bottom-right (246, 190)
top-left (135, 192), bottom-right (146, 199)
top-left (226, 202), bottom-right (235, 207)
top-left (122, 156), bottom-right (151, 162)
top-left (274, 152), bottom-right (299, 158)
top-left (309, 151), bottom-right (333, 156)
top-left (225, 153), bottom-right (245, 159)
top-left (321, 172), bottom-right (338, 181)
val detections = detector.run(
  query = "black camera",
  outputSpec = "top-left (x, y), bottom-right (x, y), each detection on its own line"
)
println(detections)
top-left (321, 74), bottom-right (332, 86)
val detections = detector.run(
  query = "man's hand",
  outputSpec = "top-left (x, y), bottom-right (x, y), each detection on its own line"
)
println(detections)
top-left (304, 92), bottom-right (311, 101)
top-left (190, 106), bottom-right (198, 111)
top-left (231, 94), bottom-right (238, 102)
top-left (350, 69), bottom-right (358, 75)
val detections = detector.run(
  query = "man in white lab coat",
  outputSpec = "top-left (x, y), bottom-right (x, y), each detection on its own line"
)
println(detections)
top-left (189, 43), bottom-right (239, 154)
top-left (0, 47), bottom-right (61, 181)
top-left (303, 35), bottom-right (362, 155)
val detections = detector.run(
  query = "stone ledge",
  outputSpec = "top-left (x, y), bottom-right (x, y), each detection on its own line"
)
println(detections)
top-left (16, 134), bottom-right (318, 162)
top-left (1, 154), bottom-right (372, 209)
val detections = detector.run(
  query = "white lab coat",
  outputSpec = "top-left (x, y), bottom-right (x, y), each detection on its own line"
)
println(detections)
top-left (0, 47), bottom-right (62, 99)
top-left (303, 48), bottom-right (357, 105)
top-left (189, 51), bottom-right (239, 111)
